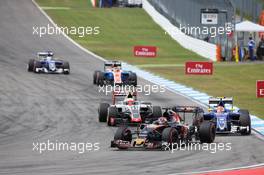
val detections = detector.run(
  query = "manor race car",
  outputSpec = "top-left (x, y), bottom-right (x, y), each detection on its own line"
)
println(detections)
top-left (111, 107), bottom-right (215, 150)
top-left (203, 97), bottom-right (251, 135)
top-left (98, 91), bottom-right (162, 126)
top-left (28, 51), bottom-right (70, 74)
top-left (93, 61), bottom-right (137, 86)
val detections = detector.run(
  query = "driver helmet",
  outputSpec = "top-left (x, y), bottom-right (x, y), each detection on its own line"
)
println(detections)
top-left (157, 117), bottom-right (168, 125)
top-left (216, 106), bottom-right (225, 113)
top-left (163, 110), bottom-right (173, 120)
top-left (47, 51), bottom-right (53, 57)
top-left (46, 56), bottom-right (52, 61)
top-left (125, 98), bottom-right (134, 106)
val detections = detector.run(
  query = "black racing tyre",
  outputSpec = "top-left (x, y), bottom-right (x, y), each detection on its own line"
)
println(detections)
top-left (114, 127), bottom-right (132, 142)
top-left (62, 61), bottom-right (70, 74)
top-left (152, 106), bottom-right (162, 119)
top-left (239, 109), bottom-right (251, 135)
top-left (129, 72), bottom-right (137, 86)
top-left (98, 103), bottom-right (110, 122)
top-left (162, 127), bottom-right (179, 148)
top-left (97, 71), bottom-right (105, 86)
top-left (28, 59), bottom-right (35, 72)
top-left (199, 121), bottom-right (215, 143)
top-left (33, 61), bottom-right (41, 73)
top-left (132, 73), bottom-right (137, 86)
top-left (107, 106), bottom-right (118, 126)
top-left (93, 70), bottom-right (100, 85)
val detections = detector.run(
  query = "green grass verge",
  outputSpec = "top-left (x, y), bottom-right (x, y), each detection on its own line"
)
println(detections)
top-left (36, 0), bottom-right (264, 118)
top-left (36, 0), bottom-right (204, 65)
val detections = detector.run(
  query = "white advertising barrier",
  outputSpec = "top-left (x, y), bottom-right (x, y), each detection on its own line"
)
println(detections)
top-left (142, 0), bottom-right (217, 61)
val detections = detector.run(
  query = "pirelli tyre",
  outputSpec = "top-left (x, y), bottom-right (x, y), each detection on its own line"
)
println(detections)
top-left (98, 103), bottom-right (110, 122)
top-left (162, 127), bottom-right (179, 149)
top-left (114, 127), bottom-right (132, 149)
top-left (97, 72), bottom-right (105, 86)
top-left (199, 121), bottom-right (215, 143)
top-left (28, 59), bottom-right (35, 72)
top-left (114, 127), bottom-right (132, 141)
top-left (62, 61), bottom-right (70, 74)
top-left (33, 61), bottom-right (41, 73)
top-left (93, 70), bottom-right (100, 85)
top-left (239, 109), bottom-right (251, 135)
top-left (152, 106), bottom-right (162, 119)
top-left (107, 106), bottom-right (118, 126)
top-left (130, 73), bottom-right (137, 86)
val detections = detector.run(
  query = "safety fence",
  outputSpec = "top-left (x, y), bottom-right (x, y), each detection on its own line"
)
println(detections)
top-left (231, 0), bottom-right (263, 23)
top-left (148, 0), bottom-right (235, 60)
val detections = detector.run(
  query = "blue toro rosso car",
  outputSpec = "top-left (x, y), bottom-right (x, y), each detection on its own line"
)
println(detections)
top-left (202, 97), bottom-right (251, 135)
top-left (93, 61), bottom-right (137, 86)
top-left (28, 51), bottom-right (70, 74)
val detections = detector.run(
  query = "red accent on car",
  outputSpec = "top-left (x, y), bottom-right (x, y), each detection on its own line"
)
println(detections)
top-left (131, 117), bottom-right (142, 123)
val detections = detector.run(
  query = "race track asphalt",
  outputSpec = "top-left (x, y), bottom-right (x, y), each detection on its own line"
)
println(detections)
top-left (0, 0), bottom-right (264, 174)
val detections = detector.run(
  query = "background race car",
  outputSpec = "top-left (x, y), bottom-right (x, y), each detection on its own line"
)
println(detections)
top-left (93, 61), bottom-right (137, 86)
top-left (111, 106), bottom-right (215, 150)
top-left (98, 90), bottom-right (162, 126)
top-left (203, 97), bottom-right (251, 135)
top-left (28, 51), bottom-right (70, 74)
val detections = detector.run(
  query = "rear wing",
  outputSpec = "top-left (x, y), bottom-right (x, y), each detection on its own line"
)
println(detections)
top-left (104, 61), bottom-right (122, 71)
top-left (171, 106), bottom-right (204, 113)
top-left (37, 51), bottom-right (54, 58)
top-left (165, 106), bottom-right (204, 122)
top-left (112, 90), bottom-right (137, 104)
top-left (208, 97), bottom-right (233, 111)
